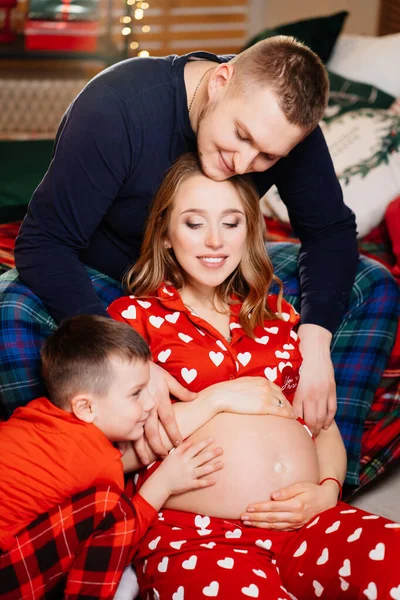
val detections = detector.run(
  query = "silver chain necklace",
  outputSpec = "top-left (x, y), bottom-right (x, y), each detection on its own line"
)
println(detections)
top-left (188, 67), bottom-right (216, 115)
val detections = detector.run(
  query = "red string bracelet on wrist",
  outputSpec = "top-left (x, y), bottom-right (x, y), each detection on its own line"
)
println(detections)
top-left (319, 477), bottom-right (343, 501)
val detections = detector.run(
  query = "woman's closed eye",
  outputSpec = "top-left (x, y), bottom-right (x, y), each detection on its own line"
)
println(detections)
top-left (186, 222), bottom-right (203, 229)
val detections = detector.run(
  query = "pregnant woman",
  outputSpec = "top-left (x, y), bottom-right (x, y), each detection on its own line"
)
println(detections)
top-left (108, 153), bottom-right (399, 599)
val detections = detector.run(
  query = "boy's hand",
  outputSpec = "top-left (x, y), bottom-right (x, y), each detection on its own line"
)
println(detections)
top-left (158, 437), bottom-right (223, 496)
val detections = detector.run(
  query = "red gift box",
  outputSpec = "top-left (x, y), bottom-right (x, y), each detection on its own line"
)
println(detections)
top-left (24, 19), bottom-right (98, 52)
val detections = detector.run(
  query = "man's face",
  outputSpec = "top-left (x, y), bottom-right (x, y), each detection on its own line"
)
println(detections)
top-left (196, 80), bottom-right (305, 182)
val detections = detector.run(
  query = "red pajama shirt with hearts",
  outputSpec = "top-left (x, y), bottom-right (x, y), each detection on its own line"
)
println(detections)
top-left (108, 286), bottom-right (400, 600)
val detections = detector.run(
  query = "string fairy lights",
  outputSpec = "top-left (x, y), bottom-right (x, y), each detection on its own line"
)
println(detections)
top-left (120, 0), bottom-right (151, 58)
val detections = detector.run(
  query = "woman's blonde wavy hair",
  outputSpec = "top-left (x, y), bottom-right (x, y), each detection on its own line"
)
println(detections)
top-left (124, 153), bottom-right (283, 338)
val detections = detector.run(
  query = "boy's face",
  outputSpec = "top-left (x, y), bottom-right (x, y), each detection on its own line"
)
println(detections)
top-left (92, 356), bottom-right (154, 442)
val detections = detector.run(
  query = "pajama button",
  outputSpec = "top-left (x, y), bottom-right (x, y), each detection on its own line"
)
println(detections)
top-left (229, 375), bottom-right (235, 380)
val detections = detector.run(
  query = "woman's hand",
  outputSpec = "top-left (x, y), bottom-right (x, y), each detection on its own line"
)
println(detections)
top-left (133, 362), bottom-right (197, 464)
top-left (209, 376), bottom-right (295, 419)
top-left (240, 481), bottom-right (338, 531)
top-left (293, 324), bottom-right (336, 435)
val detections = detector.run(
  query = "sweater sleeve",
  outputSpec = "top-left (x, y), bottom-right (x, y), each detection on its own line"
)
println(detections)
top-left (14, 83), bottom-right (134, 324)
top-left (255, 126), bottom-right (359, 334)
top-left (130, 493), bottom-right (158, 548)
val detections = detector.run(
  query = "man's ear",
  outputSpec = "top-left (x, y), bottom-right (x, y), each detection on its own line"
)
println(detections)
top-left (208, 63), bottom-right (234, 101)
top-left (71, 394), bottom-right (96, 424)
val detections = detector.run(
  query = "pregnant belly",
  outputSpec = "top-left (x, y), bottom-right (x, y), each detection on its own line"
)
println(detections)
top-left (164, 414), bottom-right (320, 519)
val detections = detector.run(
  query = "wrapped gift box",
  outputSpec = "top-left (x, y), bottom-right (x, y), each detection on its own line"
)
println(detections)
top-left (24, 19), bottom-right (98, 51)
top-left (27, 0), bottom-right (99, 21)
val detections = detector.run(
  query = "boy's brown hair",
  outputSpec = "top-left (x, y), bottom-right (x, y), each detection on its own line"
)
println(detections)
top-left (230, 35), bottom-right (329, 133)
top-left (41, 314), bottom-right (151, 409)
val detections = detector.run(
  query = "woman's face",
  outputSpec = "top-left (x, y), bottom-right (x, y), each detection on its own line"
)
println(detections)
top-left (166, 173), bottom-right (248, 295)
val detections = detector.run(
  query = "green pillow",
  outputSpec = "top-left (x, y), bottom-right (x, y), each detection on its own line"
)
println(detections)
top-left (0, 140), bottom-right (54, 223)
top-left (324, 71), bottom-right (395, 121)
top-left (244, 11), bottom-right (348, 63)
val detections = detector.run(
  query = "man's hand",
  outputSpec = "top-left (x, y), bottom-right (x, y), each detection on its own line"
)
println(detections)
top-left (134, 362), bottom-right (197, 464)
top-left (240, 481), bottom-right (338, 531)
top-left (293, 324), bottom-right (336, 435)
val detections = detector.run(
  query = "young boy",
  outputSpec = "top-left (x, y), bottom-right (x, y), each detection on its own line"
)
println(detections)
top-left (0, 315), bottom-right (223, 600)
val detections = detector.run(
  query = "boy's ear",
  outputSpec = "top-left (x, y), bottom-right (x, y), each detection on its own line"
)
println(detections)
top-left (71, 394), bottom-right (96, 424)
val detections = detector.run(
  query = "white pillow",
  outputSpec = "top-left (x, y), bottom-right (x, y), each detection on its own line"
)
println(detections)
top-left (327, 33), bottom-right (400, 97)
top-left (262, 109), bottom-right (400, 238)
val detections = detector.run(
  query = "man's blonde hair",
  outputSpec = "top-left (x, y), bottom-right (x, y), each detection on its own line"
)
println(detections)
top-left (230, 35), bottom-right (329, 132)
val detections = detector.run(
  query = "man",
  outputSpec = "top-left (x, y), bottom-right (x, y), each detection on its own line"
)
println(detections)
top-left (11, 38), bottom-right (396, 481)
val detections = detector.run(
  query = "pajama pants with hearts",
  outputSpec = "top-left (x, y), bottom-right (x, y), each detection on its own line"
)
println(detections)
top-left (134, 503), bottom-right (400, 600)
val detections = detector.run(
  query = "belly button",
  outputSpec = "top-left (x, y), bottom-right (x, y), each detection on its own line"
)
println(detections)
top-left (274, 462), bottom-right (286, 474)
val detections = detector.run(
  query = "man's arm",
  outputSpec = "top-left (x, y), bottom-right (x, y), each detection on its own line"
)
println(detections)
top-left (254, 126), bottom-right (359, 432)
top-left (254, 125), bottom-right (359, 334)
top-left (15, 84), bottom-right (133, 323)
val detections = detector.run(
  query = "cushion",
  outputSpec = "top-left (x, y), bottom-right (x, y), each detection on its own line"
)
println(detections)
top-left (325, 71), bottom-right (395, 121)
top-left (244, 10), bottom-right (348, 63)
top-left (327, 33), bottom-right (400, 97)
top-left (0, 140), bottom-right (54, 224)
top-left (263, 110), bottom-right (400, 238)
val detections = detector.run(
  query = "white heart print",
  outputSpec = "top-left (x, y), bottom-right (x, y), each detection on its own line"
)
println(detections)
top-left (165, 311), bottom-right (180, 324)
top-left (209, 351), bottom-right (224, 367)
top-left (202, 581), bottom-right (219, 597)
top-left (178, 333), bottom-right (193, 343)
top-left (347, 527), bottom-right (362, 542)
top-left (325, 520), bottom-right (341, 534)
top-left (340, 577), bottom-right (350, 591)
top-left (283, 344), bottom-right (294, 350)
top-left (369, 542), bottom-right (385, 561)
top-left (216, 339), bottom-right (227, 351)
top-left (237, 352), bottom-right (251, 367)
top-left (163, 286), bottom-right (174, 296)
top-left (264, 367), bottom-right (278, 382)
top-left (195, 515), bottom-right (210, 529)
top-left (241, 584), bottom-right (259, 598)
top-left (312, 580), bottom-right (324, 597)
top-left (182, 555), bottom-right (198, 570)
top-left (290, 330), bottom-right (298, 340)
top-left (217, 557), bottom-right (234, 569)
top-left (338, 559), bottom-right (351, 577)
top-left (148, 536), bottom-right (161, 550)
top-left (121, 305), bottom-right (136, 320)
top-left (275, 350), bottom-right (290, 359)
top-left (252, 569), bottom-right (267, 578)
top-left (181, 368), bottom-right (197, 384)
top-left (316, 548), bottom-right (329, 565)
top-left (225, 528), bottom-right (242, 539)
top-left (172, 586), bottom-right (185, 600)
top-left (157, 556), bottom-right (169, 572)
top-left (149, 315), bottom-right (164, 329)
top-left (265, 326), bottom-right (278, 334)
top-left (137, 300), bottom-right (151, 309)
top-left (158, 349), bottom-right (171, 363)
top-left (200, 542), bottom-right (216, 549)
top-left (363, 582), bottom-right (378, 600)
top-left (170, 540), bottom-right (186, 550)
top-left (390, 584), bottom-right (400, 599)
top-left (256, 539), bottom-right (272, 551)
top-left (278, 361), bottom-right (292, 372)
top-left (293, 541), bottom-right (307, 557)
top-left (255, 336), bottom-right (269, 345)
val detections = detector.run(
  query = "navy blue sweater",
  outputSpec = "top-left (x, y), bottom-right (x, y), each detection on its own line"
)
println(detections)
top-left (15, 51), bottom-right (358, 331)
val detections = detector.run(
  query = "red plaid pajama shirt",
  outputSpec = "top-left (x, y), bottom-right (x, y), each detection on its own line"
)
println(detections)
top-left (0, 485), bottom-right (157, 600)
